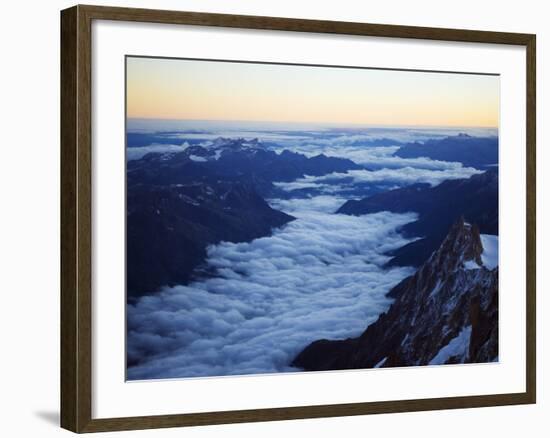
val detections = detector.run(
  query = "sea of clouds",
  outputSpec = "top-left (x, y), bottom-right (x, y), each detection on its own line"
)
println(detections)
top-left (126, 143), bottom-right (189, 161)
top-left (127, 207), bottom-right (417, 380)
top-left (274, 165), bottom-right (483, 194)
top-left (267, 144), bottom-right (475, 169)
top-left (126, 124), bottom-right (490, 188)
top-left (127, 118), bottom-right (497, 140)
top-left (126, 120), bottom-right (497, 166)
top-left (126, 122), bottom-right (493, 380)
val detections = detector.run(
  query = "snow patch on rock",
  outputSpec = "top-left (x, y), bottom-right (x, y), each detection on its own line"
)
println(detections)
top-left (429, 325), bottom-right (472, 365)
top-left (480, 234), bottom-right (498, 270)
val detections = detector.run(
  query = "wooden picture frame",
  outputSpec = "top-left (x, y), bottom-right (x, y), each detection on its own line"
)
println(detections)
top-left (61, 4), bottom-right (536, 433)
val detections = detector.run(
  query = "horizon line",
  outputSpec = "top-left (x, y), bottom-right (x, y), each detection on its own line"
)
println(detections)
top-left (126, 116), bottom-right (499, 131)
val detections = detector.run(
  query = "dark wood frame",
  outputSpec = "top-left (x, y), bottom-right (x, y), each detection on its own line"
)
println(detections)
top-left (61, 4), bottom-right (536, 433)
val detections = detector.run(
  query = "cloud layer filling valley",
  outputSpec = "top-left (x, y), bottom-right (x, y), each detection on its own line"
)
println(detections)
top-left (126, 125), bottom-right (493, 380)
top-left (127, 208), bottom-right (417, 379)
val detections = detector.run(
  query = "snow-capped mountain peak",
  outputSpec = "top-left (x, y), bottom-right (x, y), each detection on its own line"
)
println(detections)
top-left (182, 137), bottom-right (263, 161)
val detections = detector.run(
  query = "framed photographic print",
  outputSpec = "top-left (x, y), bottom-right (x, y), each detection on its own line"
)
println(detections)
top-left (60, 4), bottom-right (536, 433)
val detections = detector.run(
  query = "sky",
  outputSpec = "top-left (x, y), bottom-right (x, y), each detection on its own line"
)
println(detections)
top-left (126, 56), bottom-right (499, 128)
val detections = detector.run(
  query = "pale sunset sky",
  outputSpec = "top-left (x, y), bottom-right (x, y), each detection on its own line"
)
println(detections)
top-left (126, 56), bottom-right (499, 128)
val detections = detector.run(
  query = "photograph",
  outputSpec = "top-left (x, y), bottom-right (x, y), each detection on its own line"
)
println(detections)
top-left (125, 56), bottom-right (500, 380)
top-left (0, 0), bottom-right (542, 435)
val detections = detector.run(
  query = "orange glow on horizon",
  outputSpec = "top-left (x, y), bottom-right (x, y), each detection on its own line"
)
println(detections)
top-left (126, 57), bottom-right (499, 128)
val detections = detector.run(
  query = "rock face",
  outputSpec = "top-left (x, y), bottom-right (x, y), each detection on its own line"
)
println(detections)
top-left (292, 219), bottom-right (498, 371)
top-left (337, 170), bottom-right (498, 267)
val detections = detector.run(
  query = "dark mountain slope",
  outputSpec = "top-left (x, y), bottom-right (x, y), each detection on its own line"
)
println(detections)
top-left (337, 170), bottom-right (498, 267)
top-left (394, 133), bottom-right (498, 169)
top-left (292, 219), bottom-right (498, 371)
top-left (127, 181), bottom-right (293, 298)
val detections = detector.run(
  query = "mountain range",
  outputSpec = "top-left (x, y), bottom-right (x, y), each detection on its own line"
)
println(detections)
top-left (127, 137), bottom-right (361, 196)
top-left (127, 138), bottom-right (362, 297)
top-left (337, 169), bottom-right (498, 267)
top-left (394, 133), bottom-right (498, 168)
